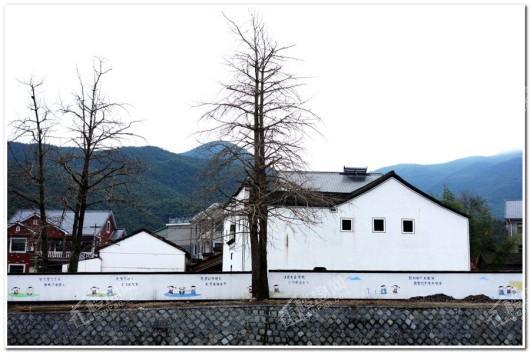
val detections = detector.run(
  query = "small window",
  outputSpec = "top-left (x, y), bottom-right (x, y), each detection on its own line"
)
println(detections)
top-left (330, 206), bottom-right (337, 213)
top-left (372, 218), bottom-right (385, 233)
top-left (15, 226), bottom-right (20, 232)
top-left (341, 218), bottom-right (353, 232)
top-left (8, 264), bottom-right (25, 274)
top-left (32, 219), bottom-right (38, 225)
top-left (402, 219), bottom-right (415, 234)
top-left (229, 224), bottom-right (236, 240)
top-left (106, 220), bottom-right (111, 232)
top-left (230, 252), bottom-right (234, 260)
top-left (10, 238), bottom-right (27, 253)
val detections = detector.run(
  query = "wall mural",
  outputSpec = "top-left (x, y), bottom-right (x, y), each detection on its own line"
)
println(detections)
top-left (6, 272), bottom-right (522, 302)
top-left (269, 272), bottom-right (523, 300)
top-left (164, 285), bottom-right (200, 298)
top-left (86, 286), bottom-right (117, 298)
top-left (9, 286), bottom-right (38, 298)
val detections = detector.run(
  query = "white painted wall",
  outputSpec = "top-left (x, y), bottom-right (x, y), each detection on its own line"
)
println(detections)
top-left (267, 271), bottom-right (522, 301)
top-left (63, 231), bottom-right (187, 272)
top-left (7, 271), bottom-right (521, 302)
top-left (62, 258), bottom-right (102, 272)
top-left (223, 177), bottom-right (470, 271)
top-left (98, 231), bottom-right (187, 272)
top-left (8, 273), bottom-right (251, 301)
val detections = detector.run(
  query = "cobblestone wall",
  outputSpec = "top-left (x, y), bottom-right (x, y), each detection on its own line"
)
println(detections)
top-left (8, 303), bottom-right (523, 346)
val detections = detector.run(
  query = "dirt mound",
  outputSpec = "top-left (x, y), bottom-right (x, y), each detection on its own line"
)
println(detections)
top-left (462, 295), bottom-right (495, 303)
top-left (409, 294), bottom-right (455, 302)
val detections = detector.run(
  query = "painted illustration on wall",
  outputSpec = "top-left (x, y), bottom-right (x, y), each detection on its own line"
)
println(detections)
top-left (86, 285), bottom-right (118, 298)
top-left (9, 286), bottom-right (38, 298)
top-left (371, 284), bottom-right (400, 296)
top-left (497, 283), bottom-right (520, 297)
top-left (164, 285), bottom-right (200, 298)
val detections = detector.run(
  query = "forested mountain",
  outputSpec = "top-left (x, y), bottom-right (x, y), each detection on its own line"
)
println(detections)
top-left (376, 151), bottom-right (522, 218)
top-left (7, 141), bottom-right (244, 232)
top-left (8, 141), bottom-right (522, 232)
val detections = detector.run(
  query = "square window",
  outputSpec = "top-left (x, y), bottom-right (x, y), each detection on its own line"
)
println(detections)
top-left (10, 238), bottom-right (27, 253)
top-left (341, 218), bottom-right (353, 232)
top-left (402, 219), bottom-right (415, 233)
top-left (8, 264), bottom-right (25, 273)
top-left (372, 218), bottom-right (385, 233)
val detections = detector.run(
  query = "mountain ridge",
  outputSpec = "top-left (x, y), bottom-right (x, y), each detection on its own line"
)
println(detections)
top-left (375, 150), bottom-right (522, 217)
top-left (7, 141), bottom-right (521, 231)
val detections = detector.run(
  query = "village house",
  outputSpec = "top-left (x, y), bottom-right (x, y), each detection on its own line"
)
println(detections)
top-left (66, 229), bottom-right (189, 272)
top-left (223, 167), bottom-right (471, 272)
top-left (505, 200), bottom-right (523, 252)
top-left (155, 218), bottom-right (193, 253)
top-left (8, 209), bottom-right (126, 273)
top-left (189, 203), bottom-right (224, 272)
top-left (156, 204), bottom-right (225, 272)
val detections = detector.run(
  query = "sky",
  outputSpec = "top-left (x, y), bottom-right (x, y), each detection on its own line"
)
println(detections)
top-left (4, 3), bottom-right (525, 170)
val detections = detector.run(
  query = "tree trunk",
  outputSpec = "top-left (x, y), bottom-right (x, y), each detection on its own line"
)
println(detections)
top-left (249, 213), bottom-right (261, 299)
top-left (37, 138), bottom-right (48, 272)
top-left (256, 210), bottom-right (269, 300)
top-left (68, 163), bottom-right (89, 273)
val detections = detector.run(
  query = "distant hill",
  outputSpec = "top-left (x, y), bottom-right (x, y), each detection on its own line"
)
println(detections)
top-left (8, 141), bottom-right (522, 232)
top-left (376, 151), bottom-right (523, 218)
top-left (7, 141), bottom-right (245, 232)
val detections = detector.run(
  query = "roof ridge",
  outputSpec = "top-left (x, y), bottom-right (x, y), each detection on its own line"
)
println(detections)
top-left (281, 170), bottom-right (383, 175)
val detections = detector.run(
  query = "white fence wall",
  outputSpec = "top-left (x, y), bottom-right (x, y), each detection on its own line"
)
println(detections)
top-left (268, 271), bottom-right (523, 300)
top-left (7, 271), bottom-right (522, 302)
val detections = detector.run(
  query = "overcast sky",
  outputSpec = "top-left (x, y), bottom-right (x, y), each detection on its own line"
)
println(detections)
top-left (4, 3), bottom-right (525, 170)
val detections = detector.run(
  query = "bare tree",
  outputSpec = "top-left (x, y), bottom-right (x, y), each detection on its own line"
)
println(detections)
top-left (9, 78), bottom-right (56, 272)
top-left (199, 14), bottom-right (331, 299)
top-left (58, 58), bottom-right (141, 272)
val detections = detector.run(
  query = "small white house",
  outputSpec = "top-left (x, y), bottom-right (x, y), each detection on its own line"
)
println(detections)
top-left (63, 229), bottom-right (189, 272)
top-left (223, 168), bottom-right (471, 272)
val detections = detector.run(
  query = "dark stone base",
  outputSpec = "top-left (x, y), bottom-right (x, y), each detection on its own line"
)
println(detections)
top-left (7, 304), bottom-right (523, 346)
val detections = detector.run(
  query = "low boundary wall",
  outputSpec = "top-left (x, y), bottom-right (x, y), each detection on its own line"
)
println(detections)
top-left (7, 271), bottom-right (522, 302)
top-left (7, 304), bottom-right (523, 345)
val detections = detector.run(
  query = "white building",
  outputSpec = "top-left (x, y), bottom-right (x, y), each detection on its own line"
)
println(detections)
top-left (223, 168), bottom-right (471, 272)
top-left (63, 229), bottom-right (189, 272)
top-left (504, 200), bottom-right (523, 254)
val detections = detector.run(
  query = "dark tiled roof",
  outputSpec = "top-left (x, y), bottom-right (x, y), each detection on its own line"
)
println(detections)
top-left (9, 209), bottom-right (115, 237)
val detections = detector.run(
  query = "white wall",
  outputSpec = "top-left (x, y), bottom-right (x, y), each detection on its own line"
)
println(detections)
top-left (8, 273), bottom-right (251, 301)
top-left (98, 231), bottom-right (187, 272)
top-left (268, 271), bottom-right (522, 300)
top-left (224, 177), bottom-right (470, 271)
top-left (99, 231), bottom-right (186, 272)
top-left (7, 271), bottom-right (521, 302)
top-left (62, 258), bottom-right (102, 272)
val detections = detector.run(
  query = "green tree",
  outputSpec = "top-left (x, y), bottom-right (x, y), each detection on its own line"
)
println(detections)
top-left (440, 186), bottom-right (516, 269)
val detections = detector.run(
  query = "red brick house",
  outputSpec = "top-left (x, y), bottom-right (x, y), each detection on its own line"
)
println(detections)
top-left (7, 210), bottom-right (126, 273)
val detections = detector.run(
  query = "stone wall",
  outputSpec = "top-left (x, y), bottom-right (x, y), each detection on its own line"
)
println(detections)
top-left (7, 303), bottom-right (523, 346)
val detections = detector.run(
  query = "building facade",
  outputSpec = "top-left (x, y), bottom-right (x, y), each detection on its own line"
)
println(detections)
top-left (223, 168), bottom-right (471, 272)
top-left (155, 218), bottom-right (193, 254)
top-left (64, 229), bottom-right (189, 272)
top-left (156, 205), bottom-right (225, 271)
top-left (8, 209), bottom-right (126, 273)
top-left (504, 200), bottom-right (523, 253)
